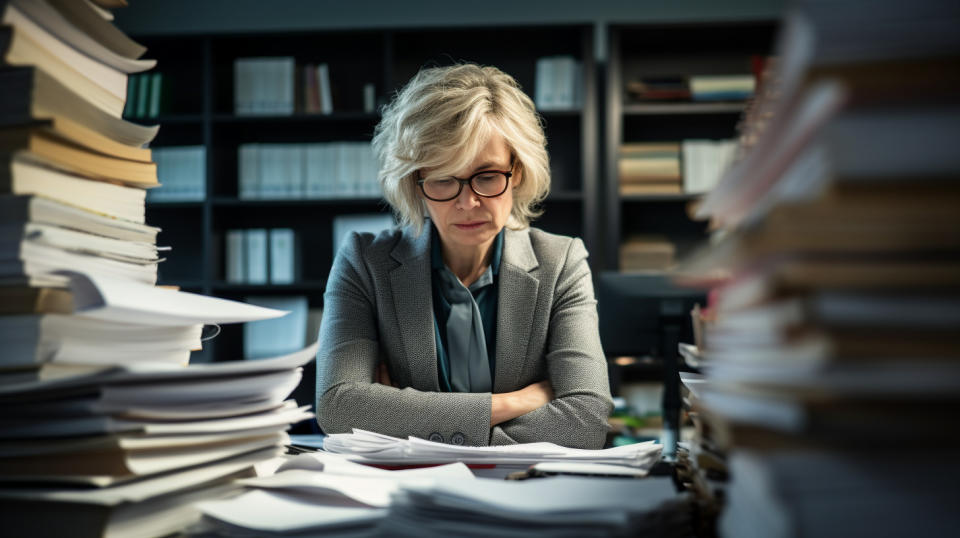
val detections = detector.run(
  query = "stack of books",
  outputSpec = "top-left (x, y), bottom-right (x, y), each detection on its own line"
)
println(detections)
top-left (676, 0), bottom-right (960, 535)
top-left (0, 2), bottom-right (317, 535)
top-left (625, 76), bottom-right (690, 102)
top-left (619, 235), bottom-right (676, 272)
top-left (618, 142), bottom-right (682, 195)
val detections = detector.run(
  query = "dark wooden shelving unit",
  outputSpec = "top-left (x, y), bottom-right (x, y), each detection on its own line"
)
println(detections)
top-left (603, 21), bottom-right (777, 270)
top-left (139, 24), bottom-right (598, 362)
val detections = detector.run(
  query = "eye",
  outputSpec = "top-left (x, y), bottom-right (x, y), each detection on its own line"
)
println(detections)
top-left (428, 178), bottom-right (455, 187)
top-left (474, 173), bottom-right (498, 183)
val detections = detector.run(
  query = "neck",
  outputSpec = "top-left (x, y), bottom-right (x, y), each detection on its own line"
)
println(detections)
top-left (441, 238), bottom-right (495, 288)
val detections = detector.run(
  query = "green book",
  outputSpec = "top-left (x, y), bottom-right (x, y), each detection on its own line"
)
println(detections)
top-left (124, 74), bottom-right (138, 118)
top-left (135, 73), bottom-right (150, 118)
top-left (148, 72), bottom-right (163, 118)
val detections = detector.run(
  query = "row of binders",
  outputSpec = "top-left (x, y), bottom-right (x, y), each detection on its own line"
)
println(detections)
top-left (0, 1), bottom-right (314, 536)
top-left (618, 140), bottom-right (737, 195)
top-left (225, 228), bottom-right (298, 284)
top-left (675, 1), bottom-right (960, 536)
top-left (238, 141), bottom-right (380, 199)
top-left (122, 71), bottom-right (166, 119)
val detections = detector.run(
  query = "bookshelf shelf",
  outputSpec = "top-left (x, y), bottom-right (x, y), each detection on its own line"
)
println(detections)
top-left (146, 201), bottom-right (206, 208)
top-left (547, 191), bottom-right (585, 202)
top-left (212, 112), bottom-right (380, 123)
top-left (212, 281), bottom-right (328, 293)
top-left (623, 102), bottom-right (746, 115)
top-left (152, 114), bottom-right (205, 124)
top-left (211, 197), bottom-right (386, 207)
top-left (621, 193), bottom-right (701, 203)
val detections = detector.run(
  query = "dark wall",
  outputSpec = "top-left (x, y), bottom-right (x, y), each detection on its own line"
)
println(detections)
top-left (115, 0), bottom-right (783, 36)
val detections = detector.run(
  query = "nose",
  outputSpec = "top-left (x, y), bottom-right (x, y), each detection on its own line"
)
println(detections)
top-left (453, 182), bottom-right (480, 210)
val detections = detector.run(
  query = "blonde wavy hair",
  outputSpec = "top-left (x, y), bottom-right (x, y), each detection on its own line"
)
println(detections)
top-left (372, 63), bottom-right (550, 234)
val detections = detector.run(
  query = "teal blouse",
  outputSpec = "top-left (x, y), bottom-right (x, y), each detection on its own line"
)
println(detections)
top-left (430, 224), bottom-right (503, 392)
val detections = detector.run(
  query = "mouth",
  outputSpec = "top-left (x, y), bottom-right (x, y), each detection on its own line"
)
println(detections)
top-left (453, 221), bottom-right (487, 230)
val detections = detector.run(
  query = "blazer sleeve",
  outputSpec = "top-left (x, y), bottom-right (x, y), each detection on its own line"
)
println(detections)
top-left (489, 237), bottom-right (613, 449)
top-left (315, 232), bottom-right (493, 446)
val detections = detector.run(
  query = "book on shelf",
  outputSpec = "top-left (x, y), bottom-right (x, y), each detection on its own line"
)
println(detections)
top-left (625, 76), bottom-right (691, 102)
top-left (225, 229), bottom-right (245, 284)
top-left (534, 55), bottom-right (581, 110)
top-left (619, 235), bottom-right (676, 272)
top-left (243, 295), bottom-right (309, 360)
top-left (618, 142), bottom-right (682, 195)
top-left (147, 145), bottom-right (205, 202)
top-left (123, 71), bottom-right (168, 119)
top-left (225, 228), bottom-right (299, 285)
top-left (234, 56), bottom-right (295, 115)
top-left (269, 228), bottom-right (297, 284)
top-left (244, 228), bottom-right (268, 285)
top-left (673, 1), bottom-right (960, 536)
top-left (619, 182), bottom-right (683, 196)
top-left (688, 74), bottom-right (755, 102)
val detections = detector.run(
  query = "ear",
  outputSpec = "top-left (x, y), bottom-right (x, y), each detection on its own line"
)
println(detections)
top-left (512, 162), bottom-right (523, 188)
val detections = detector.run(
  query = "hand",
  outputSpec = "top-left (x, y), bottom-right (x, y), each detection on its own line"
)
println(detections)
top-left (376, 362), bottom-right (394, 387)
top-left (490, 380), bottom-right (554, 426)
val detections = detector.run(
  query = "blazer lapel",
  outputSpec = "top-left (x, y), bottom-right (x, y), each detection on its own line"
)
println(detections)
top-left (494, 228), bottom-right (540, 393)
top-left (389, 227), bottom-right (439, 391)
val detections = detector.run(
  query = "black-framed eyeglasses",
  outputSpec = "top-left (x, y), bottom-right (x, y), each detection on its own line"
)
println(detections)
top-left (417, 170), bottom-right (512, 202)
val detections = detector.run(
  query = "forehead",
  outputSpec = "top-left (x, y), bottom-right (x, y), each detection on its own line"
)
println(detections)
top-left (425, 132), bottom-right (512, 179)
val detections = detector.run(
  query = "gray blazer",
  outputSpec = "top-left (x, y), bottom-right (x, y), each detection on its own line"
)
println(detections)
top-left (316, 225), bottom-right (612, 449)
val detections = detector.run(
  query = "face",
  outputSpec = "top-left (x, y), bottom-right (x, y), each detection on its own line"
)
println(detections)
top-left (420, 133), bottom-right (519, 257)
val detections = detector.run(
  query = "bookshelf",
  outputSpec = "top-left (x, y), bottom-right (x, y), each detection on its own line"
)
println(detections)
top-left (138, 25), bottom-right (598, 362)
top-left (603, 22), bottom-right (776, 272)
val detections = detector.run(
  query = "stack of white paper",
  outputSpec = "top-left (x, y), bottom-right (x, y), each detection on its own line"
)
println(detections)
top-left (385, 475), bottom-right (692, 537)
top-left (196, 452), bottom-right (475, 536)
top-left (323, 429), bottom-right (662, 468)
top-left (0, 338), bottom-right (317, 535)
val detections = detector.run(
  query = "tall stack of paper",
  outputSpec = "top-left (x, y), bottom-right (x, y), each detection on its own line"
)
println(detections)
top-left (196, 453), bottom-right (473, 536)
top-left (1, 0), bottom-right (161, 289)
top-left (0, 3), bottom-right (318, 535)
top-left (675, 1), bottom-right (960, 535)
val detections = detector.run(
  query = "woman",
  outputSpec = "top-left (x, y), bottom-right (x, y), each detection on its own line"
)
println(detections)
top-left (316, 63), bottom-right (611, 449)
